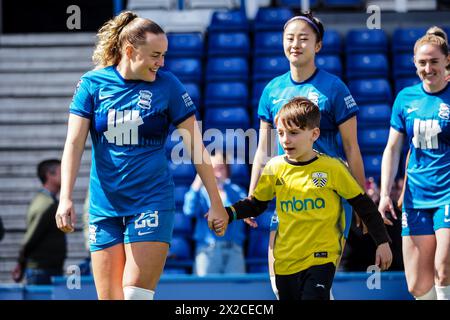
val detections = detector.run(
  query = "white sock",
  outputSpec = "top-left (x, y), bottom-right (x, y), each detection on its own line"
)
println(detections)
top-left (270, 275), bottom-right (279, 300)
top-left (123, 286), bottom-right (155, 300)
top-left (435, 285), bottom-right (450, 300)
top-left (415, 286), bottom-right (436, 300)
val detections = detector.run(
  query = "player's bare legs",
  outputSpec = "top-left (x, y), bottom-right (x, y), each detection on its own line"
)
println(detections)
top-left (435, 229), bottom-right (450, 287)
top-left (91, 243), bottom-right (126, 300)
top-left (402, 235), bottom-right (436, 297)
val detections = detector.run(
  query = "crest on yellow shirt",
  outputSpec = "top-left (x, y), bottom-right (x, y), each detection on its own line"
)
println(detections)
top-left (312, 172), bottom-right (328, 187)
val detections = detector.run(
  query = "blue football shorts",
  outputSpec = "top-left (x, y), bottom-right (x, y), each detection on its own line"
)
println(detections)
top-left (401, 204), bottom-right (450, 236)
top-left (88, 209), bottom-right (175, 252)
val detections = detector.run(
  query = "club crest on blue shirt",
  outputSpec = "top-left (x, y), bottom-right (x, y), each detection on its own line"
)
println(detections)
top-left (312, 172), bottom-right (328, 187)
top-left (137, 90), bottom-right (152, 109)
top-left (307, 91), bottom-right (319, 106)
top-left (439, 103), bottom-right (449, 120)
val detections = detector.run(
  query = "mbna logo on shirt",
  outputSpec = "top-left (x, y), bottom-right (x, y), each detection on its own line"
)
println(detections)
top-left (137, 90), bottom-right (152, 109)
top-left (280, 197), bottom-right (325, 213)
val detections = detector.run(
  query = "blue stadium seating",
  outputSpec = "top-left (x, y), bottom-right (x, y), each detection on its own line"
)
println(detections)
top-left (363, 153), bottom-right (383, 180)
top-left (392, 27), bottom-right (427, 53)
top-left (346, 53), bottom-right (389, 79)
top-left (321, 29), bottom-right (342, 55)
top-left (253, 56), bottom-right (289, 81)
top-left (252, 80), bottom-right (269, 108)
top-left (204, 107), bottom-right (250, 130)
top-left (254, 7), bottom-right (293, 31)
top-left (316, 54), bottom-right (343, 78)
top-left (173, 212), bottom-right (194, 236)
top-left (169, 162), bottom-right (196, 185)
top-left (167, 32), bottom-right (203, 58)
top-left (393, 53), bottom-right (416, 78)
top-left (254, 31), bottom-right (283, 56)
top-left (323, 0), bottom-right (363, 7)
top-left (164, 57), bottom-right (202, 83)
top-left (207, 32), bottom-right (250, 56)
top-left (204, 82), bottom-right (248, 107)
top-left (205, 57), bottom-right (249, 82)
top-left (348, 78), bottom-right (392, 104)
top-left (168, 236), bottom-right (193, 260)
top-left (395, 76), bottom-right (421, 94)
top-left (208, 10), bottom-right (249, 32)
top-left (358, 103), bottom-right (391, 128)
top-left (346, 29), bottom-right (388, 54)
top-left (358, 128), bottom-right (390, 153)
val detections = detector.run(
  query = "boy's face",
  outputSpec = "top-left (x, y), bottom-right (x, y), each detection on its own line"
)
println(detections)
top-left (276, 117), bottom-right (320, 161)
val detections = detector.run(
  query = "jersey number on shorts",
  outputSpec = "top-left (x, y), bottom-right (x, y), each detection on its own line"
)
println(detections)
top-left (412, 119), bottom-right (442, 149)
top-left (135, 211), bottom-right (159, 229)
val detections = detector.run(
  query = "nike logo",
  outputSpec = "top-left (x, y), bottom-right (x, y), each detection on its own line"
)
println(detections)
top-left (138, 230), bottom-right (154, 236)
top-left (316, 284), bottom-right (325, 289)
top-left (272, 98), bottom-right (287, 104)
top-left (407, 107), bottom-right (419, 114)
top-left (99, 88), bottom-right (115, 101)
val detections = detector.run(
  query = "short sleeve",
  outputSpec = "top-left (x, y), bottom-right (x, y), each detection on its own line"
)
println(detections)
top-left (331, 78), bottom-right (359, 126)
top-left (167, 74), bottom-right (197, 126)
top-left (332, 160), bottom-right (364, 200)
top-left (390, 92), bottom-right (406, 133)
top-left (252, 160), bottom-right (276, 202)
top-left (257, 84), bottom-right (274, 125)
top-left (69, 77), bottom-right (94, 119)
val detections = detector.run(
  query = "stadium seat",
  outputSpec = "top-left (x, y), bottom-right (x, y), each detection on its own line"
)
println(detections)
top-left (254, 31), bottom-right (283, 56)
top-left (392, 27), bottom-right (427, 53)
top-left (393, 53), bottom-right (416, 79)
top-left (395, 76), bottom-right (421, 94)
top-left (358, 128), bottom-right (390, 153)
top-left (205, 57), bottom-right (249, 82)
top-left (204, 106), bottom-right (250, 130)
top-left (247, 230), bottom-right (270, 258)
top-left (363, 153), bottom-right (383, 180)
top-left (173, 212), bottom-right (193, 236)
top-left (247, 263), bottom-right (269, 273)
top-left (253, 56), bottom-right (289, 81)
top-left (358, 103), bottom-right (391, 128)
top-left (254, 7), bottom-right (293, 31)
top-left (322, 0), bottom-right (363, 7)
top-left (348, 78), bottom-right (392, 104)
top-left (208, 10), bottom-right (249, 32)
top-left (127, 0), bottom-right (176, 10)
top-left (346, 29), bottom-right (388, 54)
top-left (346, 53), bottom-right (389, 79)
top-left (164, 57), bottom-right (202, 83)
top-left (207, 32), bottom-right (250, 57)
top-left (321, 29), bottom-right (342, 55)
top-left (167, 32), bottom-right (203, 58)
top-left (168, 236), bottom-right (192, 260)
top-left (163, 267), bottom-right (189, 274)
top-left (252, 80), bottom-right (269, 108)
top-left (316, 54), bottom-right (343, 78)
top-left (169, 162), bottom-right (196, 185)
top-left (185, 0), bottom-right (239, 9)
top-left (204, 82), bottom-right (248, 107)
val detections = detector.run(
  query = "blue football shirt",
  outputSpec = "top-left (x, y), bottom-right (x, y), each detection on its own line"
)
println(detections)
top-left (391, 83), bottom-right (450, 209)
top-left (258, 69), bottom-right (359, 157)
top-left (70, 66), bottom-right (197, 217)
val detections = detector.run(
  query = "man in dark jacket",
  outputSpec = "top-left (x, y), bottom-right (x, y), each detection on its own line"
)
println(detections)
top-left (12, 159), bottom-right (67, 284)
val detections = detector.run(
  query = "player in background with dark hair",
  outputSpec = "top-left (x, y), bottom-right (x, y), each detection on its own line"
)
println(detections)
top-left (56, 11), bottom-right (228, 300)
top-left (379, 27), bottom-right (450, 300)
top-left (214, 97), bottom-right (392, 300)
top-left (12, 159), bottom-right (66, 285)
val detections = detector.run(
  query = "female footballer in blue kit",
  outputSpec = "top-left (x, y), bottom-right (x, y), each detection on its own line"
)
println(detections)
top-left (246, 12), bottom-right (367, 297)
top-left (55, 11), bottom-right (228, 300)
top-left (379, 27), bottom-right (450, 300)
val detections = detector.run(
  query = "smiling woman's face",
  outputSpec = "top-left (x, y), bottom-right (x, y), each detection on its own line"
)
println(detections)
top-left (283, 20), bottom-right (321, 68)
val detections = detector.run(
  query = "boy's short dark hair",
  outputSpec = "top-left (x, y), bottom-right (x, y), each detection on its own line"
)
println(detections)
top-left (275, 96), bottom-right (321, 130)
top-left (37, 159), bottom-right (61, 184)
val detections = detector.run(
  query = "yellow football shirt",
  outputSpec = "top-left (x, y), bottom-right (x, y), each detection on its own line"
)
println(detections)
top-left (253, 153), bottom-right (364, 275)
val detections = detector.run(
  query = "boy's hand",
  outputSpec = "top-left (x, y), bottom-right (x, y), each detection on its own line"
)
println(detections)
top-left (375, 242), bottom-right (393, 271)
top-left (243, 217), bottom-right (258, 228)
